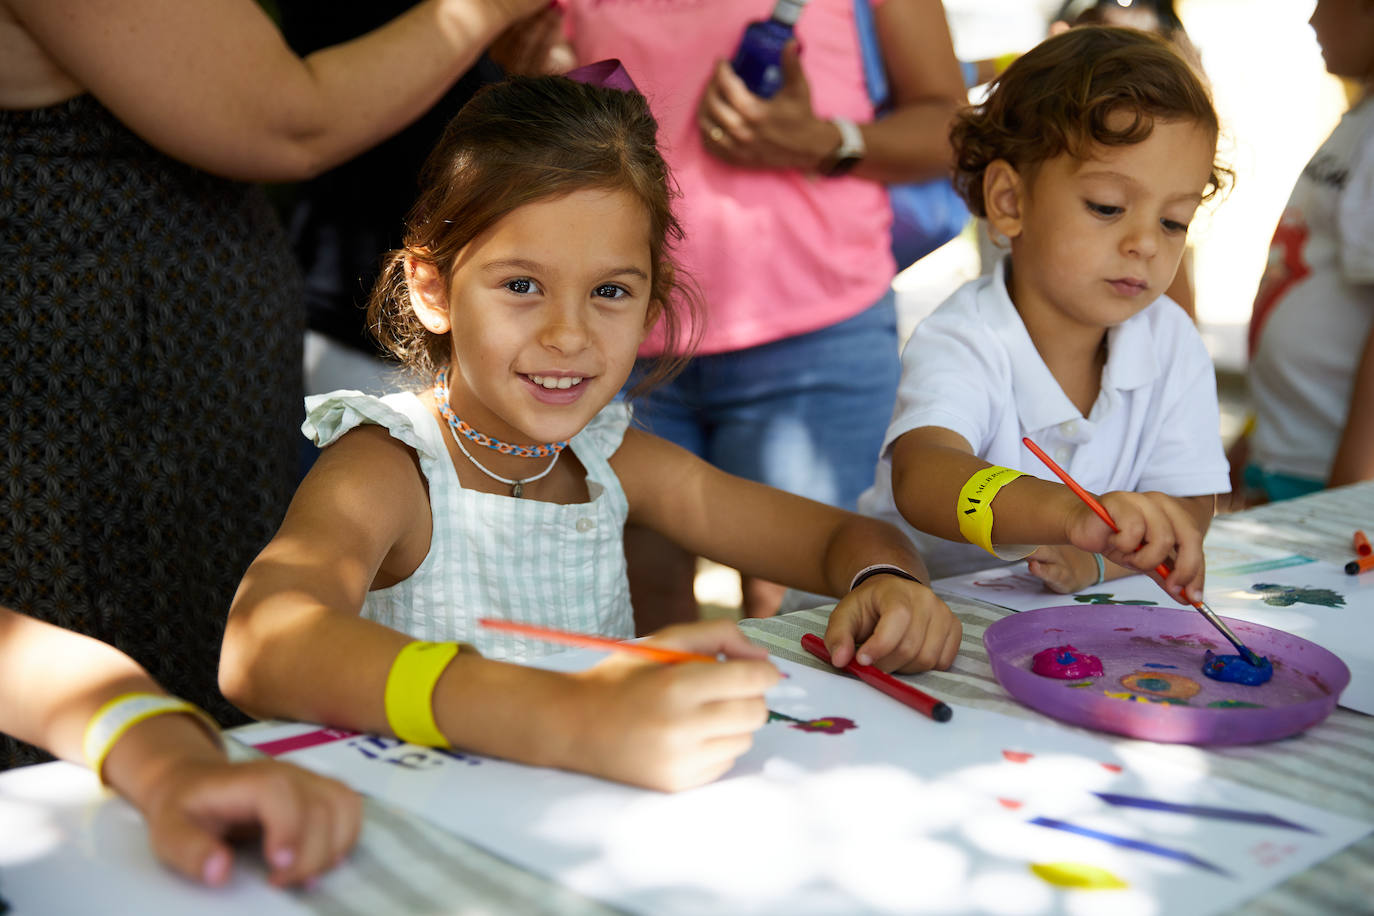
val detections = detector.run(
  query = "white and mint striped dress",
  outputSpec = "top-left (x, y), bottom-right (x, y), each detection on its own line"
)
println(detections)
top-left (302, 391), bottom-right (634, 662)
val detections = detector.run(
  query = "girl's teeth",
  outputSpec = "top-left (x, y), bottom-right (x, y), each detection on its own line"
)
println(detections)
top-left (530, 375), bottom-right (583, 390)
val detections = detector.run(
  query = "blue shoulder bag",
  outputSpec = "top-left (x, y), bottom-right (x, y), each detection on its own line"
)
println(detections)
top-left (852, 0), bottom-right (969, 271)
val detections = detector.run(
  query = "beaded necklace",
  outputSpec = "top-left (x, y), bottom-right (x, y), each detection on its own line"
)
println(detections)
top-left (433, 367), bottom-right (568, 497)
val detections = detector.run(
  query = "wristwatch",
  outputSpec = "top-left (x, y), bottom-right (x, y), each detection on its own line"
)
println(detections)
top-left (821, 117), bottom-right (865, 177)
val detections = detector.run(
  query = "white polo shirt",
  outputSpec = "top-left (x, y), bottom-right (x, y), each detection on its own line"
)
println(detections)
top-left (857, 257), bottom-right (1230, 578)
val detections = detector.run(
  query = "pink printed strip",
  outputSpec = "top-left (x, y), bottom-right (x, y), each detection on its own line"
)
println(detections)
top-left (252, 727), bottom-right (360, 757)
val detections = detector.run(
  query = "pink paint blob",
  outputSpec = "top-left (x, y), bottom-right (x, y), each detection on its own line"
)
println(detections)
top-left (1032, 644), bottom-right (1105, 679)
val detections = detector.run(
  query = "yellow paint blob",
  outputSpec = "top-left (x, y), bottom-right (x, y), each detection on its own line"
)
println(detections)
top-left (1029, 861), bottom-right (1129, 890)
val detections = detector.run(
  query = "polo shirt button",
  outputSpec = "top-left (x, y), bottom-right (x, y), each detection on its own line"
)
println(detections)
top-left (575, 517), bottom-right (596, 533)
top-left (1060, 420), bottom-right (1079, 437)
top-left (1055, 447), bottom-right (1071, 464)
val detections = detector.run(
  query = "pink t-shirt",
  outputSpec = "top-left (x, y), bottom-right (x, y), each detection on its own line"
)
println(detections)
top-left (565, 0), bottom-right (895, 355)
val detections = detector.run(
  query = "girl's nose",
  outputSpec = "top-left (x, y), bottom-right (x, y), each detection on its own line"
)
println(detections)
top-left (539, 300), bottom-right (591, 354)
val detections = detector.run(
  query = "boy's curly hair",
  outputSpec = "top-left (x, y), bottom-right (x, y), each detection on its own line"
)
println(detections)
top-left (951, 26), bottom-right (1231, 218)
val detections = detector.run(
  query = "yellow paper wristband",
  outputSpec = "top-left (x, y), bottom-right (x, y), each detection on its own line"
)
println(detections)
top-left (384, 641), bottom-right (460, 747)
top-left (83, 693), bottom-right (222, 785)
top-left (956, 465), bottom-right (1025, 555)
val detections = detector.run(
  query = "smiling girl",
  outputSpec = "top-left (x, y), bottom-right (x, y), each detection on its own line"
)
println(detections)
top-left (856, 27), bottom-right (1233, 596)
top-left (219, 71), bottom-right (959, 793)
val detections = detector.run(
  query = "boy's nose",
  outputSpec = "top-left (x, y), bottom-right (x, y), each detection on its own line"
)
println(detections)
top-left (1122, 220), bottom-right (1160, 259)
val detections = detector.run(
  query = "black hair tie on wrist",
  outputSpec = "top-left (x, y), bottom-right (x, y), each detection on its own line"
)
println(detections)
top-left (849, 564), bottom-right (924, 592)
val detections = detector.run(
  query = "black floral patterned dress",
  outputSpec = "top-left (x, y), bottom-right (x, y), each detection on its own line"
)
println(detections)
top-left (0, 96), bottom-right (303, 767)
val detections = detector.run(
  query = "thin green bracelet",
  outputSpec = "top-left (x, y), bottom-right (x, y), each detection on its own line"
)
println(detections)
top-left (1092, 553), bottom-right (1106, 587)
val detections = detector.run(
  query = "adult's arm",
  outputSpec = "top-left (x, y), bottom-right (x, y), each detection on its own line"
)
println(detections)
top-left (694, 0), bottom-right (964, 182)
top-left (6, 0), bottom-right (544, 181)
top-left (856, 0), bottom-right (968, 184)
top-left (1328, 319), bottom-right (1374, 486)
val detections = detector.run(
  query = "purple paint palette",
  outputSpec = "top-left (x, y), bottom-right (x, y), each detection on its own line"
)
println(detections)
top-left (983, 605), bottom-right (1350, 744)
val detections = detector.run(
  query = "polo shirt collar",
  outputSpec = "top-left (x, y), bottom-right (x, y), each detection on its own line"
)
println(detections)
top-left (978, 257), bottom-right (1162, 433)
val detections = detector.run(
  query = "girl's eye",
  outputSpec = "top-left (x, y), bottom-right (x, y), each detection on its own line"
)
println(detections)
top-left (1161, 218), bottom-right (1189, 234)
top-left (504, 278), bottom-right (539, 295)
top-left (1085, 201), bottom-right (1123, 218)
top-left (594, 283), bottom-right (628, 300)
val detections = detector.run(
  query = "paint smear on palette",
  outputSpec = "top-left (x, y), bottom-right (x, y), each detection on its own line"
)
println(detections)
top-left (766, 710), bottom-right (856, 734)
top-left (1119, 670), bottom-right (1202, 701)
top-left (1029, 861), bottom-right (1128, 890)
top-left (1250, 583), bottom-right (1345, 608)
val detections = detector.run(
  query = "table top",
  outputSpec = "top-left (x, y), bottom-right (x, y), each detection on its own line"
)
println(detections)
top-left (737, 482), bottom-right (1374, 915)
top-left (2, 485), bottom-right (1373, 915)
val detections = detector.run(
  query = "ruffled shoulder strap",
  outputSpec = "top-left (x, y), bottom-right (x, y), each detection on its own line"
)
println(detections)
top-left (301, 390), bottom-right (447, 464)
top-left (571, 402), bottom-right (632, 461)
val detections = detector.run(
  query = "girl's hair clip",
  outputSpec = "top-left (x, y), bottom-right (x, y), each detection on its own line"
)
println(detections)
top-left (564, 59), bottom-right (638, 92)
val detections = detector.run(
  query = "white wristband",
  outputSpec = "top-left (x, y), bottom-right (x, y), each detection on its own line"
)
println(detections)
top-left (83, 693), bottom-right (222, 784)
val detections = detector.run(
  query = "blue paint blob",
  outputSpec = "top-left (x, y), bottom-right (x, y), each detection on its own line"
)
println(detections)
top-left (1201, 650), bottom-right (1273, 686)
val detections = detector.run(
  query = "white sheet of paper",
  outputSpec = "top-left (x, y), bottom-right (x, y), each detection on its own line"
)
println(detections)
top-left (0, 759), bottom-right (311, 916)
top-left (234, 654), bottom-right (1370, 916)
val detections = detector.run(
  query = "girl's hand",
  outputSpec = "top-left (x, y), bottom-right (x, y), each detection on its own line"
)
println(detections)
top-left (1025, 545), bottom-right (1100, 594)
top-left (823, 576), bottom-right (961, 674)
top-left (138, 758), bottom-right (361, 888)
top-left (1064, 491), bottom-right (1205, 604)
top-left (695, 43), bottom-right (836, 171)
top-left (565, 620), bottom-right (779, 793)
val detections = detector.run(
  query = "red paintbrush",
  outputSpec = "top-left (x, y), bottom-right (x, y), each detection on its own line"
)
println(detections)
top-left (1022, 436), bottom-right (1264, 667)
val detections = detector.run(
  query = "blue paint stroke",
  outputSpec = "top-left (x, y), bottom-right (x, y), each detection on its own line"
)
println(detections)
top-left (1093, 793), bottom-right (1316, 833)
top-left (1142, 663), bottom-right (1178, 669)
top-left (1029, 817), bottom-right (1229, 875)
top-left (1208, 555), bottom-right (1314, 577)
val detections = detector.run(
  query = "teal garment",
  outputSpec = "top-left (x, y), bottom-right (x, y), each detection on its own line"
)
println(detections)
top-left (303, 391), bottom-right (634, 662)
top-left (1243, 464), bottom-right (1325, 503)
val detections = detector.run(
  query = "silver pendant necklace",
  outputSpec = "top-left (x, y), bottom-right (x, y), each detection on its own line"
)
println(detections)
top-left (447, 427), bottom-right (560, 498)
top-left (433, 367), bottom-right (564, 498)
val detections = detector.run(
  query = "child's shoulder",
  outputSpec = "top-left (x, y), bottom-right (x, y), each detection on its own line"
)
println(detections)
top-left (302, 389), bottom-right (445, 462)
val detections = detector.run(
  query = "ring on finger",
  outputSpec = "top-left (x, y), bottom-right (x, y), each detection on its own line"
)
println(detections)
top-left (708, 125), bottom-right (725, 143)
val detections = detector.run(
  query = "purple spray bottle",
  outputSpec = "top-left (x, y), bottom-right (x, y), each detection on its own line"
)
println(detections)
top-left (730, 0), bottom-right (809, 98)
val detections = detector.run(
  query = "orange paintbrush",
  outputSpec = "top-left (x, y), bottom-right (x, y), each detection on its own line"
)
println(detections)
top-left (477, 618), bottom-right (716, 664)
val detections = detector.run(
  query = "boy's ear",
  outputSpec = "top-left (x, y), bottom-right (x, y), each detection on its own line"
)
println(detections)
top-left (406, 254), bottom-right (451, 334)
top-left (983, 159), bottom-right (1026, 241)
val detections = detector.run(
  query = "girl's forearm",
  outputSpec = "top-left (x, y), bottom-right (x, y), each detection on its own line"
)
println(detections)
top-left (222, 584), bottom-right (583, 768)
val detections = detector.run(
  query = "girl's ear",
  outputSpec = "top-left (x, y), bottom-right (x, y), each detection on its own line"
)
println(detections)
top-left (406, 254), bottom-right (451, 334)
top-left (983, 159), bottom-right (1026, 241)
top-left (642, 298), bottom-right (663, 340)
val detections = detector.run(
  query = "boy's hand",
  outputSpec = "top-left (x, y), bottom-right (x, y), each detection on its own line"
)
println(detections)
top-left (823, 575), bottom-right (961, 674)
top-left (1025, 545), bottom-right (1100, 594)
top-left (139, 758), bottom-right (361, 888)
top-left (566, 620), bottom-right (780, 793)
top-left (1064, 490), bottom-right (1205, 603)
